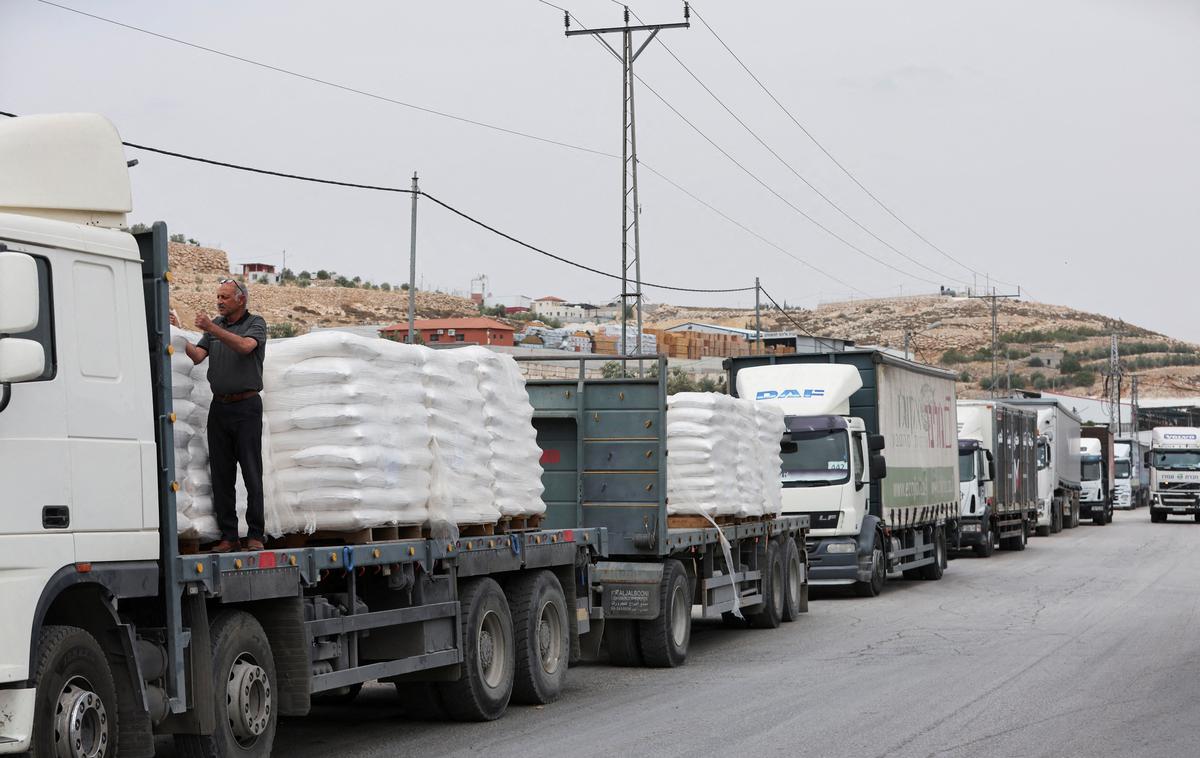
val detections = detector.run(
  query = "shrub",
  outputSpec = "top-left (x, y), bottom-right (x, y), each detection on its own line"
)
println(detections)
top-left (1028, 356), bottom-right (1044, 368)
top-left (316, 270), bottom-right (331, 280)
top-left (268, 322), bottom-right (299, 339)
top-left (1059, 353), bottom-right (1082, 373)
top-left (942, 348), bottom-right (969, 364)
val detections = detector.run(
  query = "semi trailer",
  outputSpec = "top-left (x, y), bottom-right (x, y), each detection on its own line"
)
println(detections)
top-left (0, 113), bottom-right (810, 756)
top-left (1006, 398), bottom-right (1082, 531)
top-left (1114, 437), bottom-right (1149, 509)
top-left (727, 349), bottom-right (958, 597)
top-left (1147, 427), bottom-right (1200, 523)
top-left (1080, 427), bottom-right (1115, 525)
top-left (954, 400), bottom-right (1039, 554)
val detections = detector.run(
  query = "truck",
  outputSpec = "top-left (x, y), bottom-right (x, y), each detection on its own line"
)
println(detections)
top-left (521, 355), bottom-right (810, 664)
top-left (954, 401), bottom-right (1039, 554)
top-left (1005, 398), bottom-right (1083, 532)
top-left (1147, 427), bottom-right (1200, 523)
top-left (0, 113), bottom-right (810, 756)
top-left (726, 349), bottom-right (959, 598)
top-left (1114, 437), bottom-right (1149, 509)
top-left (1080, 427), bottom-right (1115, 525)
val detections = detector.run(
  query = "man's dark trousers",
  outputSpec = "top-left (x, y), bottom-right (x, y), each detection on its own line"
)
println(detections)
top-left (208, 394), bottom-right (265, 542)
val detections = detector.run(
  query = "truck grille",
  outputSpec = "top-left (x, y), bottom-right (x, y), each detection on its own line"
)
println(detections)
top-left (808, 511), bottom-right (841, 530)
top-left (1159, 481), bottom-right (1200, 491)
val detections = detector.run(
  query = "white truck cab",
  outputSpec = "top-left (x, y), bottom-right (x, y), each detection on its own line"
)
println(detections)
top-left (1079, 438), bottom-right (1105, 506)
top-left (957, 441), bottom-right (993, 523)
top-left (1148, 427), bottom-right (1200, 523)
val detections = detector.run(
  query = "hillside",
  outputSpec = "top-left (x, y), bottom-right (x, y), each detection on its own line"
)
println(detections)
top-left (647, 295), bottom-right (1200, 399)
top-left (167, 242), bottom-right (477, 334)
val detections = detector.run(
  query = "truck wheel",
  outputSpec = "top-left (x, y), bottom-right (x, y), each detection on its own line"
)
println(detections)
top-left (175, 611), bottom-right (277, 758)
top-left (394, 682), bottom-right (449, 720)
top-left (30, 625), bottom-right (119, 758)
top-left (604, 620), bottom-right (643, 666)
top-left (749, 543), bottom-right (784, 630)
top-left (1002, 523), bottom-right (1027, 551)
top-left (1092, 510), bottom-right (1104, 526)
top-left (854, 544), bottom-right (885, 597)
top-left (639, 559), bottom-right (693, 666)
top-left (920, 528), bottom-right (946, 580)
top-left (1036, 521), bottom-right (1051, 537)
top-left (974, 521), bottom-right (995, 558)
top-left (506, 570), bottom-right (569, 704)
top-left (439, 577), bottom-right (514, 721)
top-left (781, 538), bottom-right (805, 622)
top-left (1151, 508), bottom-right (1166, 523)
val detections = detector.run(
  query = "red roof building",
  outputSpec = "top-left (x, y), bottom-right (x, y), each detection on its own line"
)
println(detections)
top-left (379, 317), bottom-right (515, 347)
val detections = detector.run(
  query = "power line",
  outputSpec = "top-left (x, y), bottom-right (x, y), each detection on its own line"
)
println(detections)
top-left (757, 283), bottom-right (841, 352)
top-left (32, 0), bottom-right (618, 160)
top-left (688, 3), bottom-right (1027, 295)
top-left (0, 110), bottom-right (752, 294)
top-left (624, 4), bottom-right (970, 288)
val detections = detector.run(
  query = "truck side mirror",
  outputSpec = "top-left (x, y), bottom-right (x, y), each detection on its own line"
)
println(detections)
top-left (1144, 451), bottom-right (1151, 467)
top-left (869, 453), bottom-right (887, 480)
top-left (0, 252), bottom-right (40, 333)
top-left (985, 451), bottom-right (996, 482)
top-left (0, 252), bottom-right (44, 385)
top-left (867, 434), bottom-right (886, 452)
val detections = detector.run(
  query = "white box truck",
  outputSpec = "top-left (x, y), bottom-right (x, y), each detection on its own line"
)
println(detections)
top-left (955, 401), bottom-right (1039, 555)
top-left (1148, 427), bottom-right (1200, 523)
top-left (727, 349), bottom-right (959, 597)
top-left (1006, 398), bottom-right (1082, 531)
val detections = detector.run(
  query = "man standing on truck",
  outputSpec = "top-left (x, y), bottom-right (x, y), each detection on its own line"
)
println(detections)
top-left (172, 278), bottom-right (268, 552)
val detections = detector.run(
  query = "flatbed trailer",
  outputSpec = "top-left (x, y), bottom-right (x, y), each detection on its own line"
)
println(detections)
top-left (521, 355), bottom-right (811, 667)
top-left (1, 212), bottom-right (605, 757)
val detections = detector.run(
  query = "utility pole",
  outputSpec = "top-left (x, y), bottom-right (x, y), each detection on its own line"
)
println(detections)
top-left (408, 172), bottom-right (419, 344)
top-left (1107, 333), bottom-right (1123, 433)
top-left (1131, 374), bottom-right (1140, 436)
top-left (755, 277), bottom-right (762, 355)
top-left (969, 287), bottom-right (1020, 398)
top-left (566, 5), bottom-right (689, 371)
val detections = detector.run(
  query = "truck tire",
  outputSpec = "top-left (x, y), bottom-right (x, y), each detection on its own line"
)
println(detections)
top-left (1001, 522), bottom-right (1027, 551)
top-left (855, 543), bottom-right (885, 597)
top-left (1151, 508), bottom-right (1166, 523)
top-left (1051, 501), bottom-right (1063, 533)
top-left (1092, 510), bottom-right (1105, 526)
top-left (1035, 521), bottom-right (1051, 537)
top-left (506, 570), bottom-right (569, 704)
top-left (920, 528), bottom-right (946, 580)
top-left (175, 611), bottom-right (277, 758)
top-left (974, 520), bottom-right (995, 558)
top-left (438, 577), bottom-right (514, 721)
top-left (394, 682), bottom-right (449, 721)
top-left (781, 538), bottom-right (805, 622)
top-left (749, 543), bottom-right (784, 630)
top-left (639, 559), bottom-right (693, 666)
top-left (605, 620), bottom-right (643, 666)
top-left (29, 625), bottom-right (119, 758)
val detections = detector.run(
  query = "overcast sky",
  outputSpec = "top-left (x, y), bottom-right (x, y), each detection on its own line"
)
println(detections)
top-left (3, 1), bottom-right (1198, 336)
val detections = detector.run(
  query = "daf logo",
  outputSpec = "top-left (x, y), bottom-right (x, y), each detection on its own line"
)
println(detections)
top-left (756, 388), bottom-right (826, 400)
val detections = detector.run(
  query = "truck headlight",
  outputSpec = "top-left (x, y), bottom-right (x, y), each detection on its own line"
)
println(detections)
top-left (826, 542), bottom-right (857, 554)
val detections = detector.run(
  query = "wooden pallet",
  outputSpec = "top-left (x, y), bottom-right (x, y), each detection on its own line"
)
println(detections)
top-left (272, 524), bottom-right (424, 549)
top-left (494, 514), bottom-right (545, 534)
top-left (178, 538), bottom-right (201, 555)
top-left (667, 513), bottom-right (735, 530)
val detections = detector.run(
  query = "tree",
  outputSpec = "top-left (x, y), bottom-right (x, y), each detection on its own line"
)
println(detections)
top-left (352, 275), bottom-right (362, 284)
top-left (268, 322), bottom-right (299, 338)
top-left (666, 367), bottom-right (698, 395)
top-left (280, 268), bottom-right (296, 283)
top-left (958, 370), bottom-right (972, 383)
top-left (1059, 353), bottom-right (1082, 374)
top-left (380, 282), bottom-right (391, 291)
top-left (127, 222), bottom-right (150, 234)
top-left (298, 270), bottom-right (312, 280)
top-left (316, 270), bottom-right (331, 280)
top-left (1027, 356), bottom-right (1044, 368)
top-left (400, 283), bottom-right (410, 291)
top-left (334, 276), bottom-right (356, 288)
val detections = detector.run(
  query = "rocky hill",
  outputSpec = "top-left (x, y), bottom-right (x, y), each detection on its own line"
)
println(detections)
top-left (168, 242), bottom-right (477, 335)
top-left (646, 295), bottom-right (1200, 399)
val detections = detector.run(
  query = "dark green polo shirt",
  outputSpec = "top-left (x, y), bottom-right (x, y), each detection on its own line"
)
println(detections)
top-left (197, 311), bottom-right (268, 395)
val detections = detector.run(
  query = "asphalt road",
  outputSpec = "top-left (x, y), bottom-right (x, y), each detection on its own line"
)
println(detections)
top-left (159, 510), bottom-right (1200, 757)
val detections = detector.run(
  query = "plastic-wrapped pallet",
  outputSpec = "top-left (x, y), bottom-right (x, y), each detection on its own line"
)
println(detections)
top-left (462, 346), bottom-right (546, 518)
top-left (263, 332), bottom-right (430, 535)
top-left (666, 392), bottom-right (741, 517)
top-left (731, 403), bottom-right (762, 518)
top-left (423, 348), bottom-right (501, 533)
top-left (170, 327), bottom-right (200, 537)
top-left (752, 403), bottom-right (786, 517)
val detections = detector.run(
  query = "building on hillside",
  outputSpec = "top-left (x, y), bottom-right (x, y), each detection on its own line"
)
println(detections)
top-left (532, 296), bottom-right (598, 322)
top-left (489, 294), bottom-right (533, 310)
top-left (379, 317), bottom-right (515, 347)
top-left (1029, 348), bottom-right (1064, 369)
top-left (241, 262), bottom-right (279, 285)
top-left (663, 322), bottom-right (852, 354)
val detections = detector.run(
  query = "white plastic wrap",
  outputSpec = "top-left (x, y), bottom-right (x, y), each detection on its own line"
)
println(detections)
top-left (753, 403), bottom-right (786, 517)
top-left (467, 346), bottom-right (546, 518)
top-left (666, 392), bottom-right (782, 518)
top-left (263, 333), bottom-right (431, 534)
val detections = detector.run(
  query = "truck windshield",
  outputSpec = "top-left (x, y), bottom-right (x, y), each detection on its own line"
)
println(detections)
top-left (1081, 459), bottom-right (1102, 481)
top-left (1152, 450), bottom-right (1200, 470)
top-left (958, 451), bottom-right (975, 482)
top-left (781, 429), bottom-right (850, 487)
top-left (1115, 460), bottom-right (1131, 479)
top-left (1036, 440), bottom-right (1049, 471)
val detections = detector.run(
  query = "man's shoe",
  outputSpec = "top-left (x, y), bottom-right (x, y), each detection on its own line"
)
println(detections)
top-left (243, 538), bottom-right (265, 551)
top-left (210, 540), bottom-right (235, 553)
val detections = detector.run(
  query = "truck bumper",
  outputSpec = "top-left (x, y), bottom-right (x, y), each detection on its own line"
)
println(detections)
top-left (1079, 500), bottom-right (1104, 517)
top-left (1152, 495), bottom-right (1200, 516)
top-left (0, 687), bottom-right (35, 753)
top-left (952, 517), bottom-right (985, 548)
top-left (805, 537), bottom-right (863, 585)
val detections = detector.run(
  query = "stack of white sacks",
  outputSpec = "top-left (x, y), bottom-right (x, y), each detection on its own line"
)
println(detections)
top-left (169, 329), bottom-right (546, 539)
top-left (666, 392), bottom-right (785, 519)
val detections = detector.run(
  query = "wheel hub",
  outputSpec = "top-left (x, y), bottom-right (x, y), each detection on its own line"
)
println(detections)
top-left (54, 678), bottom-right (108, 758)
top-left (478, 610), bottom-right (506, 688)
top-left (536, 600), bottom-right (563, 674)
top-left (227, 655), bottom-right (271, 745)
